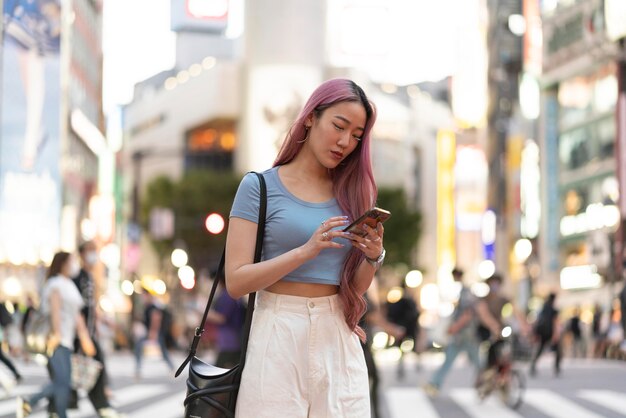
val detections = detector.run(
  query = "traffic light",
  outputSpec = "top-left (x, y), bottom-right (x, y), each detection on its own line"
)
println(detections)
top-left (205, 213), bottom-right (225, 234)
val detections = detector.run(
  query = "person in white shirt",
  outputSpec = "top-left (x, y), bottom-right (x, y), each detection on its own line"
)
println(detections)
top-left (17, 251), bottom-right (96, 418)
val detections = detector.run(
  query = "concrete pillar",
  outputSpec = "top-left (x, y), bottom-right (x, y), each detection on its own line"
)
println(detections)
top-left (237, 0), bottom-right (327, 173)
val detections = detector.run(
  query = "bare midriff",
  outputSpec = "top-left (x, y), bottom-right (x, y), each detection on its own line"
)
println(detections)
top-left (265, 281), bottom-right (339, 297)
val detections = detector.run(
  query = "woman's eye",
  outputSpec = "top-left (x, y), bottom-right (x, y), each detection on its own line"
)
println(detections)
top-left (333, 123), bottom-right (344, 131)
top-left (352, 135), bottom-right (362, 142)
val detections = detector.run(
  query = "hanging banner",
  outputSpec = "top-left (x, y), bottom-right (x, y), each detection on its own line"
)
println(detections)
top-left (0, 0), bottom-right (63, 264)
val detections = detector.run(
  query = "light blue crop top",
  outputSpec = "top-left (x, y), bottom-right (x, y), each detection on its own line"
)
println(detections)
top-left (229, 167), bottom-right (351, 286)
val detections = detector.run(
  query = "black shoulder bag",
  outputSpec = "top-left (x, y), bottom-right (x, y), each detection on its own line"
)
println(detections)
top-left (175, 172), bottom-right (266, 418)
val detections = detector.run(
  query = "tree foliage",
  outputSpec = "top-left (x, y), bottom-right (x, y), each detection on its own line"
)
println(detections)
top-left (141, 170), bottom-right (242, 272)
top-left (376, 187), bottom-right (422, 267)
top-left (141, 174), bottom-right (421, 273)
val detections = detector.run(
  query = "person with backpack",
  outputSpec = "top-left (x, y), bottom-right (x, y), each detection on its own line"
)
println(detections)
top-left (530, 292), bottom-right (561, 377)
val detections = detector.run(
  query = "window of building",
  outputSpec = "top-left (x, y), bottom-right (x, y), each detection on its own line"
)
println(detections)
top-left (184, 118), bottom-right (236, 171)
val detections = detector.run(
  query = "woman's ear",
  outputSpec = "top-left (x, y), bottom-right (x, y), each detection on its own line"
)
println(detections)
top-left (304, 113), bottom-right (314, 128)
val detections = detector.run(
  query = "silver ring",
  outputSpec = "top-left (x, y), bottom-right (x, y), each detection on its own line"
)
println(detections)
top-left (321, 221), bottom-right (326, 227)
top-left (322, 231), bottom-right (329, 241)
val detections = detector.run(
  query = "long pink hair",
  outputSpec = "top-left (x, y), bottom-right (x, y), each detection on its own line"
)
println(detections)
top-left (273, 79), bottom-right (377, 340)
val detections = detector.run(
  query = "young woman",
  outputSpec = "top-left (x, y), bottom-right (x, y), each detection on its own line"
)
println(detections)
top-left (226, 78), bottom-right (384, 417)
top-left (17, 252), bottom-right (95, 418)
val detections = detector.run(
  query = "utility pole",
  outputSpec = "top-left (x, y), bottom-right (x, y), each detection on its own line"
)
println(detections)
top-left (615, 38), bottom-right (626, 286)
top-left (486, 0), bottom-right (523, 274)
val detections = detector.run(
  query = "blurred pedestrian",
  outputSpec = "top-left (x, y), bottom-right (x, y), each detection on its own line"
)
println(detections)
top-left (0, 301), bottom-right (22, 383)
top-left (591, 303), bottom-right (604, 358)
top-left (566, 306), bottom-right (585, 358)
top-left (19, 296), bottom-right (36, 362)
top-left (385, 281), bottom-right (420, 379)
top-left (205, 282), bottom-right (246, 369)
top-left (530, 292), bottom-right (561, 377)
top-left (619, 284), bottom-right (626, 341)
top-left (16, 251), bottom-right (96, 418)
top-left (68, 241), bottom-right (124, 418)
top-left (134, 292), bottom-right (174, 380)
top-left (226, 79), bottom-right (381, 417)
top-left (360, 279), bottom-right (404, 418)
top-left (423, 268), bottom-right (500, 396)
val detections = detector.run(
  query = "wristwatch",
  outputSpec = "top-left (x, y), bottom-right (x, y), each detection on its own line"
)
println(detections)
top-left (366, 248), bottom-right (386, 269)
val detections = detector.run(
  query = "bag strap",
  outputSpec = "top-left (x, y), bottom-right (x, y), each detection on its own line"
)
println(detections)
top-left (175, 172), bottom-right (267, 378)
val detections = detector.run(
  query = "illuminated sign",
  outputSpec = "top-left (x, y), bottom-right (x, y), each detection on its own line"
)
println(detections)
top-left (560, 265), bottom-right (602, 290)
top-left (436, 130), bottom-right (456, 267)
top-left (455, 146), bottom-right (487, 231)
top-left (560, 203), bottom-right (620, 237)
top-left (171, 0), bottom-right (229, 33)
top-left (520, 140), bottom-right (540, 239)
top-left (187, 0), bottom-right (228, 20)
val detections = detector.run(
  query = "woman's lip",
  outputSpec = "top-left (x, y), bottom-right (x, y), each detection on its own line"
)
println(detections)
top-left (331, 151), bottom-right (343, 159)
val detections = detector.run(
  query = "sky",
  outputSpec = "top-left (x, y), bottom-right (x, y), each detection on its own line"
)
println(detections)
top-left (102, 0), bottom-right (175, 112)
top-left (101, 0), bottom-right (468, 113)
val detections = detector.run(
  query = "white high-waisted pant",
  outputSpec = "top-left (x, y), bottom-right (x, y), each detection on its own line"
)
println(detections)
top-left (235, 291), bottom-right (370, 418)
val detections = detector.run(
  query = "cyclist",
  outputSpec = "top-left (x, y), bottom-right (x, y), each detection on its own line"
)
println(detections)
top-left (475, 273), bottom-right (529, 380)
top-left (473, 274), bottom-right (530, 409)
top-left (424, 268), bottom-right (500, 396)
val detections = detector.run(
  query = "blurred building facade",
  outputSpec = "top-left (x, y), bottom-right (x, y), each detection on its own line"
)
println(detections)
top-left (538, 0), bottom-right (626, 309)
top-left (0, 0), bottom-right (109, 304)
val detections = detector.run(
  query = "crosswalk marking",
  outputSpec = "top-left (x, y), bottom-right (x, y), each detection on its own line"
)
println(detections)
top-left (524, 389), bottom-right (606, 418)
top-left (2, 381), bottom-right (624, 418)
top-left (386, 387), bottom-right (439, 418)
top-left (108, 384), bottom-right (170, 408)
top-left (578, 390), bottom-right (626, 416)
top-left (385, 387), bottom-right (626, 418)
top-left (0, 386), bottom-right (40, 416)
top-left (1, 384), bottom-right (171, 418)
top-left (449, 388), bottom-right (522, 418)
top-left (124, 393), bottom-right (183, 418)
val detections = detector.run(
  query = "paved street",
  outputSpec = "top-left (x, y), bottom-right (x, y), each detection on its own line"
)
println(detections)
top-left (0, 350), bottom-right (624, 417)
top-left (377, 350), bottom-right (626, 418)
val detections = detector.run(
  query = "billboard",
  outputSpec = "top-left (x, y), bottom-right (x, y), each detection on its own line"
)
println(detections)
top-left (1, 0), bottom-right (62, 264)
top-left (170, 0), bottom-right (229, 33)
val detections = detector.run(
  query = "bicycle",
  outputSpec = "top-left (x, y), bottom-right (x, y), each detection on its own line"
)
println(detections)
top-left (474, 330), bottom-right (528, 409)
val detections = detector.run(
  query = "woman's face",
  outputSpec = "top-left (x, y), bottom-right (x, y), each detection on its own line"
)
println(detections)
top-left (306, 101), bottom-right (366, 169)
top-left (61, 255), bottom-right (78, 278)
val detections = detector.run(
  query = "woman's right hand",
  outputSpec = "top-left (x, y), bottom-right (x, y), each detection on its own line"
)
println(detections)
top-left (299, 216), bottom-right (350, 260)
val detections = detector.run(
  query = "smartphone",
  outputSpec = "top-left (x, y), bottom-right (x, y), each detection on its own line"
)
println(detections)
top-left (343, 207), bottom-right (391, 237)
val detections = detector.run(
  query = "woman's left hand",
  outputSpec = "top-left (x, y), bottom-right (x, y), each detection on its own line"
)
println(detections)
top-left (346, 222), bottom-right (384, 260)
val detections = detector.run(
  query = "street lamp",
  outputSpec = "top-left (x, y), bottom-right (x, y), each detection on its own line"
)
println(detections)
top-left (405, 270), bottom-right (423, 288)
top-left (171, 248), bottom-right (189, 268)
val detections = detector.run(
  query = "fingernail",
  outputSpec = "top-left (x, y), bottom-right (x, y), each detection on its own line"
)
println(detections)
top-left (342, 220), bottom-right (350, 223)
